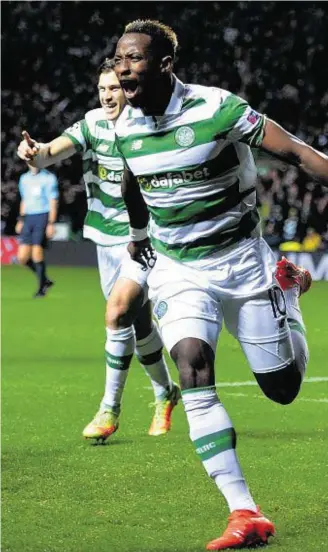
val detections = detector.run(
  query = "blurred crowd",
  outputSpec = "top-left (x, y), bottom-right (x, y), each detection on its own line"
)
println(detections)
top-left (2, 2), bottom-right (328, 248)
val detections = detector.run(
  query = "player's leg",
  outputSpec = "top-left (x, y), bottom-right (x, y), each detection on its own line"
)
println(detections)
top-left (224, 275), bottom-right (310, 406)
top-left (31, 214), bottom-right (53, 297)
top-left (133, 299), bottom-right (179, 436)
top-left (83, 245), bottom-right (133, 441)
top-left (83, 247), bottom-right (177, 440)
top-left (149, 255), bottom-right (273, 550)
top-left (17, 217), bottom-right (36, 278)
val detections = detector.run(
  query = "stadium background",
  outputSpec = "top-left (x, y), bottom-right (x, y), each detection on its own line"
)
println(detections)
top-left (2, 3), bottom-right (328, 552)
top-left (2, 1), bottom-right (328, 251)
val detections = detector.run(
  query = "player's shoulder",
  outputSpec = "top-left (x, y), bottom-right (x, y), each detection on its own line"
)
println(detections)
top-left (115, 105), bottom-right (135, 136)
top-left (184, 83), bottom-right (233, 109)
top-left (84, 108), bottom-right (107, 127)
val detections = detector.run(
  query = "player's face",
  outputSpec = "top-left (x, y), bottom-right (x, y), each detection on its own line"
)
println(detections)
top-left (114, 33), bottom-right (163, 109)
top-left (98, 71), bottom-right (126, 121)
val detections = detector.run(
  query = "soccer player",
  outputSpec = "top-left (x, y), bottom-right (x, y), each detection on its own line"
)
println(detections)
top-left (17, 58), bottom-right (180, 441)
top-left (15, 164), bottom-right (58, 297)
top-left (113, 20), bottom-right (328, 550)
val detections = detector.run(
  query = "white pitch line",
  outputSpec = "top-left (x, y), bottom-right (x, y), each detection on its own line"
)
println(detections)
top-left (216, 376), bottom-right (328, 388)
top-left (223, 392), bottom-right (328, 404)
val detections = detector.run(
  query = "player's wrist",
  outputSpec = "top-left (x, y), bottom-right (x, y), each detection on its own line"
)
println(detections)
top-left (129, 226), bottom-right (148, 242)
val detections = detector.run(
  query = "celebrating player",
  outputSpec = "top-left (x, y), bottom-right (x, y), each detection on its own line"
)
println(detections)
top-left (113, 19), bottom-right (328, 550)
top-left (15, 164), bottom-right (58, 297)
top-left (17, 58), bottom-right (180, 442)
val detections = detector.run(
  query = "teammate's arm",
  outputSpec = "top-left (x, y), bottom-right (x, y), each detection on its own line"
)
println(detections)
top-left (261, 119), bottom-right (328, 186)
top-left (17, 131), bottom-right (77, 168)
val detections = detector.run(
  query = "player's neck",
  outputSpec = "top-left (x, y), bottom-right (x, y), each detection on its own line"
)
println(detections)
top-left (143, 76), bottom-right (174, 117)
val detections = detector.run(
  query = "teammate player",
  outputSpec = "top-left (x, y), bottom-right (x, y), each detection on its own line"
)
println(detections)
top-left (15, 164), bottom-right (58, 297)
top-left (113, 20), bottom-right (328, 550)
top-left (17, 58), bottom-right (179, 441)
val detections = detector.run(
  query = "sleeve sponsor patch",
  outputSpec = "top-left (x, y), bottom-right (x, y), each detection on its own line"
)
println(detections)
top-left (247, 110), bottom-right (260, 125)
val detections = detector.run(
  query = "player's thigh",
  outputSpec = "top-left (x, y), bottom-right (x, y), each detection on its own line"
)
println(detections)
top-left (97, 244), bottom-right (150, 302)
top-left (223, 286), bottom-right (294, 374)
top-left (149, 261), bottom-right (222, 355)
top-left (97, 244), bottom-right (125, 299)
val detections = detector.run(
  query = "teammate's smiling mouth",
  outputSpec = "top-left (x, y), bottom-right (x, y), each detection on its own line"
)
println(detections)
top-left (103, 102), bottom-right (118, 112)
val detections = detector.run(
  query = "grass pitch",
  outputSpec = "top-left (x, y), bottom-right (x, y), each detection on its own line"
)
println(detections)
top-left (2, 265), bottom-right (328, 552)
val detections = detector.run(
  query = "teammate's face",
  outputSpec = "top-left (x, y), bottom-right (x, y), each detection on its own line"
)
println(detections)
top-left (98, 71), bottom-right (126, 121)
top-left (114, 33), bottom-right (164, 109)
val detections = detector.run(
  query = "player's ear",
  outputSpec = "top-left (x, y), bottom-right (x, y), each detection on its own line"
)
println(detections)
top-left (160, 55), bottom-right (173, 74)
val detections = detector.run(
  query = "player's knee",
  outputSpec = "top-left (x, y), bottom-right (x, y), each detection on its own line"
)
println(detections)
top-left (254, 361), bottom-right (302, 405)
top-left (105, 298), bottom-right (133, 329)
top-left (17, 248), bottom-right (30, 265)
top-left (171, 337), bottom-right (214, 389)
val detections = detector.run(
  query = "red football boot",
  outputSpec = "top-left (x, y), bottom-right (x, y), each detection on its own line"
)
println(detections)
top-left (275, 256), bottom-right (312, 296)
top-left (206, 507), bottom-right (275, 550)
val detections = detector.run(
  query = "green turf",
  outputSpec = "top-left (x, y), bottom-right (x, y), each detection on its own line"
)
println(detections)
top-left (2, 265), bottom-right (328, 552)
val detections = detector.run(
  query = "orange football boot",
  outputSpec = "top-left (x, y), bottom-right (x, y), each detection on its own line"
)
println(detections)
top-left (206, 507), bottom-right (275, 550)
top-left (148, 383), bottom-right (180, 436)
top-left (275, 256), bottom-right (312, 296)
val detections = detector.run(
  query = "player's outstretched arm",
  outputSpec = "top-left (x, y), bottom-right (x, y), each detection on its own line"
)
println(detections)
top-left (261, 119), bottom-right (328, 186)
top-left (17, 131), bottom-right (77, 168)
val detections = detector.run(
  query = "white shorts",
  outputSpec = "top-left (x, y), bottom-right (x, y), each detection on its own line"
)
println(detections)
top-left (148, 238), bottom-right (294, 374)
top-left (97, 244), bottom-right (150, 300)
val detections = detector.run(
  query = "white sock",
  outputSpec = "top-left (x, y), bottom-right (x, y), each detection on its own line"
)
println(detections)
top-left (136, 324), bottom-right (173, 400)
top-left (101, 326), bottom-right (135, 412)
top-left (182, 386), bottom-right (257, 513)
top-left (284, 288), bottom-right (309, 380)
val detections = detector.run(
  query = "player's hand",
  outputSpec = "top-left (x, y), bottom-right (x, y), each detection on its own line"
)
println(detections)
top-left (127, 238), bottom-right (157, 271)
top-left (17, 130), bottom-right (40, 161)
top-left (46, 223), bottom-right (55, 239)
top-left (15, 220), bottom-right (23, 234)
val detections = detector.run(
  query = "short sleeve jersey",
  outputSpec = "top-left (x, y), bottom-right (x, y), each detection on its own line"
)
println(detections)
top-left (63, 108), bottom-right (129, 246)
top-left (115, 77), bottom-right (266, 263)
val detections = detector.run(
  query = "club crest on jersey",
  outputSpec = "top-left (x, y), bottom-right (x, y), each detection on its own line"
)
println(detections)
top-left (131, 139), bottom-right (143, 151)
top-left (155, 301), bottom-right (168, 320)
top-left (175, 126), bottom-right (195, 147)
top-left (97, 144), bottom-right (109, 153)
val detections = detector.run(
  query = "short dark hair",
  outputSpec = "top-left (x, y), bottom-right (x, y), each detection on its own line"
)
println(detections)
top-left (97, 57), bottom-right (115, 76)
top-left (124, 19), bottom-right (178, 60)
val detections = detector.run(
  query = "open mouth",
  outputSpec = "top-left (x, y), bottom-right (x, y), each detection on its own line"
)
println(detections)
top-left (120, 79), bottom-right (139, 99)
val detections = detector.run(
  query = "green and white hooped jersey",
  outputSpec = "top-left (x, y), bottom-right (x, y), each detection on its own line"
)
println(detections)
top-left (63, 108), bottom-right (129, 246)
top-left (115, 77), bottom-right (266, 264)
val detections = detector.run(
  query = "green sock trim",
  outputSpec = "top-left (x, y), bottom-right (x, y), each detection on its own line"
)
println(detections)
top-left (287, 318), bottom-right (306, 337)
top-left (193, 428), bottom-right (235, 461)
top-left (105, 351), bottom-right (133, 371)
top-left (181, 385), bottom-right (216, 396)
